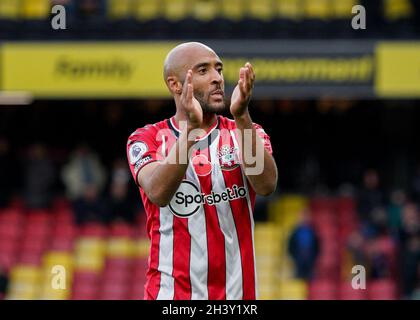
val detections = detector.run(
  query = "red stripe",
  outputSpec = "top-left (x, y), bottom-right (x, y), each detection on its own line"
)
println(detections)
top-left (172, 217), bottom-right (192, 299)
top-left (143, 204), bottom-right (161, 300)
top-left (197, 148), bottom-right (226, 300)
top-left (220, 135), bottom-right (256, 300)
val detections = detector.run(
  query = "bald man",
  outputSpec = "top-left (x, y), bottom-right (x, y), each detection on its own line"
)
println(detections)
top-left (127, 42), bottom-right (277, 300)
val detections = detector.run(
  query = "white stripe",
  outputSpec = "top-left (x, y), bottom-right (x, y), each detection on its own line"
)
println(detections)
top-left (210, 131), bottom-right (243, 300)
top-left (186, 164), bottom-right (209, 299)
top-left (231, 131), bottom-right (259, 299)
top-left (162, 134), bottom-right (166, 158)
top-left (156, 207), bottom-right (174, 300)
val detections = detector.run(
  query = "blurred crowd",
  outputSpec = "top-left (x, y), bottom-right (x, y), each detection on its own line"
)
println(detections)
top-left (287, 168), bottom-right (420, 300)
top-left (2, 130), bottom-right (420, 299)
top-left (0, 136), bottom-right (141, 226)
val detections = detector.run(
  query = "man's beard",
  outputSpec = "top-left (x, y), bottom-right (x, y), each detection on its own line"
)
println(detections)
top-left (194, 90), bottom-right (226, 114)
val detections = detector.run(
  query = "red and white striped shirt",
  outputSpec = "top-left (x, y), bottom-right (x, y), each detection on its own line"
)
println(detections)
top-left (126, 115), bottom-right (272, 300)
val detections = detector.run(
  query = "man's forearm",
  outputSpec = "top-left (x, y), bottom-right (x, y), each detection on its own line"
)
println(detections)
top-left (143, 126), bottom-right (198, 206)
top-left (234, 111), bottom-right (278, 196)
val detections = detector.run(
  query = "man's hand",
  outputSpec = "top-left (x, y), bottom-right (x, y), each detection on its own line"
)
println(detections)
top-left (180, 70), bottom-right (203, 130)
top-left (230, 62), bottom-right (255, 118)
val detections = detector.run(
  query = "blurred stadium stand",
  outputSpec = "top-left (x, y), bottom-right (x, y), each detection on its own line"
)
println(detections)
top-left (1, 100), bottom-right (420, 299)
top-left (1, 0), bottom-right (420, 301)
top-left (0, 0), bottom-right (419, 39)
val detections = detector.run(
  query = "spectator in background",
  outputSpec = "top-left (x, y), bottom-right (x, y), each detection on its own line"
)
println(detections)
top-left (398, 203), bottom-right (420, 298)
top-left (388, 189), bottom-right (406, 236)
top-left (76, 0), bottom-right (105, 18)
top-left (61, 144), bottom-right (107, 201)
top-left (22, 143), bottom-right (55, 209)
top-left (73, 183), bottom-right (109, 225)
top-left (347, 229), bottom-right (368, 268)
top-left (410, 163), bottom-right (420, 204)
top-left (61, 144), bottom-right (107, 224)
top-left (365, 207), bottom-right (397, 279)
top-left (0, 265), bottom-right (9, 300)
top-left (411, 262), bottom-right (420, 300)
top-left (357, 169), bottom-right (384, 223)
top-left (0, 137), bottom-right (16, 208)
top-left (288, 209), bottom-right (319, 280)
top-left (108, 158), bottom-right (137, 224)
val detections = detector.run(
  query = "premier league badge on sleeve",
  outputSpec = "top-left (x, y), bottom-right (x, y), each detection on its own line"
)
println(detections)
top-left (129, 141), bottom-right (148, 164)
top-left (217, 144), bottom-right (240, 170)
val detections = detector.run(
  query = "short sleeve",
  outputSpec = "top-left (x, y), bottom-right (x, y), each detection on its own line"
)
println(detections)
top-left (253, 123), bottom-right (273, 155)
top-left (126, 125), bottom-right (160, 186)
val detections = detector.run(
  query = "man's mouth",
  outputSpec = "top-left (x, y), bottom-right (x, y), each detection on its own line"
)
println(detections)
top-left (210, 90), bottom-right (224, 99)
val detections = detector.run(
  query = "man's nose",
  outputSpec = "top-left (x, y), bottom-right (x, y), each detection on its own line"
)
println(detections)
top-left (210, 69), bottom-right (223, 84)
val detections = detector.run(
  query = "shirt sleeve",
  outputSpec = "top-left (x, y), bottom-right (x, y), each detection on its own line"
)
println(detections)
top-left (126, 125), bottom-right (160, 186)
top-left (253, 123), bottom-right (273, 155)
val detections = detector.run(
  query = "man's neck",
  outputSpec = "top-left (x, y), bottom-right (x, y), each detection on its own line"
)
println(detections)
top-left (173, 111), bottom-right (217, 132)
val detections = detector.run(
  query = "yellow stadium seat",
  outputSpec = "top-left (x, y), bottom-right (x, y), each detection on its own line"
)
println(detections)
top-left (75, 238), bottom-right (106, 256)
top-left (7, 265), bottom-right (43, 300)
top-left (162, 0), bottom-right (190, 22)
top-left (107, 0), bottom-right (133, 19)
top-left (275, 0), bottom-right (302, 20)
top-left (278, 279), bottom-right (308, 299)
top-left (268, 195), bottom-right (307, 227)
top-left (220, 0), bottom-right (246, 21)
top-left (7, 283), bottom-right (41, 300)
top-left (21, 0), bottom-right (50, 19)
top-left (107, 238), bottom-right (135, 258)
top-left (248, 0), bottom-right (275, 21)
top-left (303, 0), bottom-right (331, 20)
top-left (10, 265), bottom-right (42, 283)
top-left (43, 251), bottom-right (74, 269)
top-left (39, 284), bottom-right (70, 300)
top-left (74, 253), bottom-right (105, 272)
top-left (41, 255), bottom-right (73, 296)
top-left (332, 0), bottom-right (358, 19)
top-left (191, 0), bottom-right (219, 22)
top-left (0, 0), bottom-right (21, 19)
top-left (134, 0), bottom-right (161, 21)
top-left (384, 0), bottom-right (413, 21)
top-left (133, 238), bottom-right (150, 258)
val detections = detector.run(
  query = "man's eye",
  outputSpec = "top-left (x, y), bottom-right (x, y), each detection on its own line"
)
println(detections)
top-left (198, 68), bottom-right (206, 74)
top-left (217, 68), bottom-right (223, 74)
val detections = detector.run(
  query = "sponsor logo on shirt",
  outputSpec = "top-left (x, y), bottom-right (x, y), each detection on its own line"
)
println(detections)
top-left (169, 180), bottom-right (247, 218)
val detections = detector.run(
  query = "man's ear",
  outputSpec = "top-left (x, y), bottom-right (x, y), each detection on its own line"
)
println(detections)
top-left (166, 76), bottom-right (182, 95)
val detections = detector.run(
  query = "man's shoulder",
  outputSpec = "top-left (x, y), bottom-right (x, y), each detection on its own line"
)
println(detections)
top-left (127, 119), bottom-right (170, 142)
top-left (218, 115), bottom-right (237, 130)
top-left (218, 115), bottom-right (266, 131)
